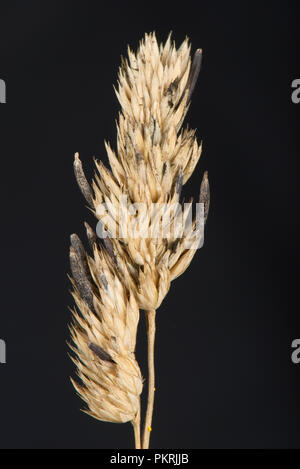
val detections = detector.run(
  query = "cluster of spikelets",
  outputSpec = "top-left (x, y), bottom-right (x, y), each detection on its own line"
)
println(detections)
top-left (69, 232), bottom-right (142, 423)
top-left (69, 32), bottom-right (209, 430)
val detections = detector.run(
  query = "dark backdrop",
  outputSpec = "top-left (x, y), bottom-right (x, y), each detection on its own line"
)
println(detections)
top-left (0, 0), bottom-right (299, 449)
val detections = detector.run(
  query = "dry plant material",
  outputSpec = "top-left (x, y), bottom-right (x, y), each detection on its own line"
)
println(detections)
top-left (69, 32), bottom-right (209, 449)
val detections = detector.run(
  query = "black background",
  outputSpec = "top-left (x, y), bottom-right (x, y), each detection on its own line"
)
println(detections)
top-left (0, 0), bottom-right (299, 449)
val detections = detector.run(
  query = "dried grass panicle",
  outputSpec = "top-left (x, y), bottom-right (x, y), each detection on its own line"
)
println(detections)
top-left (69, 31), bottom-right (209, 448)
top-left (69, 228), bottom-right (142, 424)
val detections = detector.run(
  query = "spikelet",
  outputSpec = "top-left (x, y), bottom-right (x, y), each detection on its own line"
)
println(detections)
top-left (69, 231), bottom-right (143, 424)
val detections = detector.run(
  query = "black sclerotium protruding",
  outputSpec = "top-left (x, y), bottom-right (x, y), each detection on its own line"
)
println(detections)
top-left (162, 162), bottom-right (167, 176)
top-left (175, 168), bottom-right (183, 195)
top-left (69, 246), bottom-right (95, 313)
top-left (70, 234), bottom-right (91, 278)
top-left (88, 342), bottom-right (115, 363)
top-left (165, 77), bottom-right (179, 108)
top-left (186, 49), bottom-right (202, 104)
top-left (199, 171), bottom-right (210, 223)
top-left (73, 153), bottom-right (94, 207)
top-left (171, 167), bottom-right (183, 198)
top-left (165, 77), bottom-right (179, 96)
top-left (84, 222), bottom-right (97, 251)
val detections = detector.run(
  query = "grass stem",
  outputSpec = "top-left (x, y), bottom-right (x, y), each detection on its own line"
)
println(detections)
top-left (142, 309), bottom-right (156, 449)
